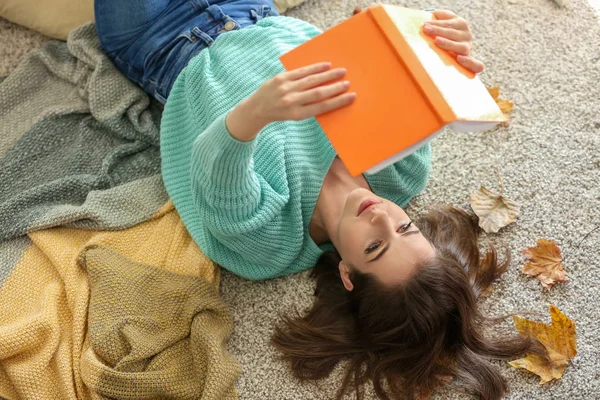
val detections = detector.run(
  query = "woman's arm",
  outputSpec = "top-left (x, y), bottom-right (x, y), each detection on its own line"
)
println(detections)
top-left (225, 62), bottom-right (356, 141)
top-left (196, 62), bottom-right (356, 207)
top-left (189, 63), bottom-right (356, 276)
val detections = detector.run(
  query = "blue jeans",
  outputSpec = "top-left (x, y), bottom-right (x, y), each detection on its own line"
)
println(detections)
top-left (94, 0), bottom-right (278, 103)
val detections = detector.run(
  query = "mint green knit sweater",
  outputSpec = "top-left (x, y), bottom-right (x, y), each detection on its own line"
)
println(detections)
top-left (160, 16), bottom-right (431, 280)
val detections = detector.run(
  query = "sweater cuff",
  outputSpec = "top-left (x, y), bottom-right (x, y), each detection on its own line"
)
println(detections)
top-left (191, 113), bottom-right (260, 204)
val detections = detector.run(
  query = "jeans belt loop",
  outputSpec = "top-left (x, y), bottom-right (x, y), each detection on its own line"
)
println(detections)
top-left (191, 26), bottom-right (214, 46)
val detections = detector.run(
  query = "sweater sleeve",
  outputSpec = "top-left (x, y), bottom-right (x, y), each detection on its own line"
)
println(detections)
top-left (365, 143), bottom-right (432, 207)
top-left (190, 113), bottom-right (298, 275)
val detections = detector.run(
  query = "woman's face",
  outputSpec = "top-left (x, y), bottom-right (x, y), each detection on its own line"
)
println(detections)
top-left (335, 188), bottom-right (436, 289)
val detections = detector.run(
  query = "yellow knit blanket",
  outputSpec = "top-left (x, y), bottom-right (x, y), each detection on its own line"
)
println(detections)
top-left (0, 201), bottom-right (240, 399)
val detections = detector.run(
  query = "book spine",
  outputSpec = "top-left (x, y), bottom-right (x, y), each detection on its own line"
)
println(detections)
top-left (367, 5), bottom-right (456, 125)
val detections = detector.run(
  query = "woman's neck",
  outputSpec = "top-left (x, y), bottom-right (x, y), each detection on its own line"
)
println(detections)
top-left (310, 158), bottom-right (371, 245)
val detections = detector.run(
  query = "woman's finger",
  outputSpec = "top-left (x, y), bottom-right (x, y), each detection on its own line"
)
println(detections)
top-left (293, 80), bottom-right (351, 105)
top-left (457, 55), bottom-right (485, 73)
top-left (434, 36), bottom-right (471, 56)
top-left (425, 17), bottom-right (470, 31)
top-left (292, 68), bottom-right (347, 92)
top-left (297, 92), bottom-right (356, 119)
top-left (431, 9), bottom-right (457, 20)
top-left (282, 62), bottom-right (332, 81)
top-left (424, 24), bottom-right (471, 42)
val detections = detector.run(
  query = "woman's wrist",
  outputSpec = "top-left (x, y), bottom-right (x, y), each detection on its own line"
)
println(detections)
top-left (226, 97), bottom-right (270, 142)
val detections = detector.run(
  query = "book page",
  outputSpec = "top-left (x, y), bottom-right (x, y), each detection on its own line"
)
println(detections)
top-left (383, 5), bottom-right (506, 123)
top-left (449, 120), bottom-right (499, 133)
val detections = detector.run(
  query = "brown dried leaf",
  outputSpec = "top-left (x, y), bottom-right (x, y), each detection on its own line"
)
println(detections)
top-left (521, 239), bottom-right (568, 288)
top-left (469, 186), bottom-right (519, 233)
top-left (509, 305), bottom-right (577, 384)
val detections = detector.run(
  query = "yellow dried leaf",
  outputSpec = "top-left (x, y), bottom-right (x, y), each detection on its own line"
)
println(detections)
top-left (496, 99), bottom-right (514, 115)
top-left (487, 87), bottom-right (500, 100)
top-left (509, 349), bottom-right (567, 384)
top-left (487, 86), bottom-right (514, 120)
top-left (522, 239), bottom-right (568, 288)
top-left (509, 305), bottom-right (577, 384)
top-left (469, 186), bottom-right (519, 233)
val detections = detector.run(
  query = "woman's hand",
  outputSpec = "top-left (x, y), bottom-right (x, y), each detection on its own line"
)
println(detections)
top-left (423, 10), bottom-right (485, 74)
top-left (226, 62), bottom-right (356, 142)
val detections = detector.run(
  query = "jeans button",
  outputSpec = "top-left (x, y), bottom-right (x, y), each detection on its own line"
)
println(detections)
top-left (224, 21), bottom-right (236, 31)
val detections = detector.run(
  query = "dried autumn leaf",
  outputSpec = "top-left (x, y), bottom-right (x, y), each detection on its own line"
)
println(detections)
top-left (521, 239), bottom-right (568, 288)
top-left (470, 186), bottom-right (519, 233)
top-left (496, 99), bottom-right (515, 114)
top-left (509, 305), bottom-right (577, 384)
top-left (487, 86), bottom-right (514, 115)
top-left (487, 86), bottom-right (500, 99)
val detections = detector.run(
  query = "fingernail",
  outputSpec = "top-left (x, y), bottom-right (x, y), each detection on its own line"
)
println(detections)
top-left (343, 81), bottom-right (350, 88)
top-left (424, 24), bottom-right (433, 33)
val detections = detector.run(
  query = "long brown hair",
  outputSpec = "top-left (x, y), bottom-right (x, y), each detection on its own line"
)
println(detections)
top-left (272, 206), bottom-right (545, 399)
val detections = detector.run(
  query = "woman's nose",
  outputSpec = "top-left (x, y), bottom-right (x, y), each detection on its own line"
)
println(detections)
top-left (371, 209), bottom-right (392, 226)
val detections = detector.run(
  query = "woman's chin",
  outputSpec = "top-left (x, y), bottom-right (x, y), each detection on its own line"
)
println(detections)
top-left (349, 186), bottom-right (370, 197)
top-left (343, 187), bottom-right (372, 216)
top-left (344, 187), bottom-right (364, 205)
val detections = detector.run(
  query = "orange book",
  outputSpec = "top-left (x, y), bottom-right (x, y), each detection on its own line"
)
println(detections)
top-left (280, 4), bottom-right (506, 176)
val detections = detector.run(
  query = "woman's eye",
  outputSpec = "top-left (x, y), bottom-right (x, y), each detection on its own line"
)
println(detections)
top-left (365, 240), bottom-right (382, 253)
top-left (398, 221), bottom-right (413, 232)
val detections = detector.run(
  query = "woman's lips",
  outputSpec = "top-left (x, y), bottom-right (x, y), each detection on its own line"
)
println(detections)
top-left (357, 199), bottom-right (379, 216)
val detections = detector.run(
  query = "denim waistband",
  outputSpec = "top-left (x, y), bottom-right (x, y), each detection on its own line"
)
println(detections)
top-left (97, 0), bottom-right (278, 103)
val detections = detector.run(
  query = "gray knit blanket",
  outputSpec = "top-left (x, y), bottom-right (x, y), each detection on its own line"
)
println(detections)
top-left (0, 24), bottom-right (167, 244)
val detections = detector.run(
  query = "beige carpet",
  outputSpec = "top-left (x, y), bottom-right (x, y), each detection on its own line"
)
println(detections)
top-left (2, 0), bottom-right (599, 399)
top-left (0, 17), bottom-right (49, 77)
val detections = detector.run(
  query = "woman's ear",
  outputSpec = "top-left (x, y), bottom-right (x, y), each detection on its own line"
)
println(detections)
top-left (338, 261), bottom-right (354, 291)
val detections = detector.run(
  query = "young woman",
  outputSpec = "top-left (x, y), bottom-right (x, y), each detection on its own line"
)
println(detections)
top-left (95, 1), bottom-right (544, 398)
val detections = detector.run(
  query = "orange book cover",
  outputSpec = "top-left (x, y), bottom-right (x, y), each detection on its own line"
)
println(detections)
top-left (279, 4), bottom-right (506, 176)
